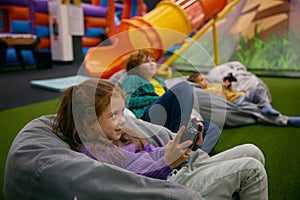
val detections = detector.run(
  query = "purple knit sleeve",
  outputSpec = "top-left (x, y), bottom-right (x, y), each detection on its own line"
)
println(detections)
top-left (143, 144), bottom-right (166, 160)
top-left (120, 144), bottom-right (172, 180)
top-left (78, 143), bottom-right (172, 180)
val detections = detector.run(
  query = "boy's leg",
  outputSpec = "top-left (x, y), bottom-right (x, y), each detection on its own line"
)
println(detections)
top-left (142, 82), bottom-right (194, 132)
top-left (243, 87), bottom-right (280, 116)
top-left (199, 121), bottom-right (221, 154)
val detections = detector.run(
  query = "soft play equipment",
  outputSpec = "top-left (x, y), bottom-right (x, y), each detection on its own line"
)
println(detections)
top-left (30, 75), bottom-right (90, 92)
top-left (81, 0), bottom-right (116, 57)
top-left (91, 0), bottom-right (146, 20)
top-left (84, 0), bottom-right (227, 79)
top-left (82, 0), bottom-right (146, 56)
top-left (0, 0), bottom-right (143, 67)
top-left (120, 0), bottom-right (147, 19)
top-left (0, 0), bottom-right (53, 66)
top-left (0, 0), bottom-right (115, 66)
top-left (33, 0), bottom-right (51, 53)
top-left (0, 0), bottom-right (38, 66)
top-left (82, 0), bottom-right (125, 57)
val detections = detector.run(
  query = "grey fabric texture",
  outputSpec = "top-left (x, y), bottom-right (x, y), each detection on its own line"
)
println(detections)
top-left (4, 115), bottom-right (203, 200)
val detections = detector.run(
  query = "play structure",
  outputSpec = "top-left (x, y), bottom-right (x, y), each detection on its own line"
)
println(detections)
top-left (163, 0), bottom-right (241, 71)
top-left (84, 0), bottom-right (228, 78)
top-left (0, 0), bottom-right (145, 67)
top-left (162, 0), bottom-right (300, 77)
top-left (0, 0), bottom-right (45, 66)
top-left (85, 0), bottom-right (300, 79)
top-left (91, 0), bottom-right (147, 20)
top-left (81, 0), bottom-right (146, 55)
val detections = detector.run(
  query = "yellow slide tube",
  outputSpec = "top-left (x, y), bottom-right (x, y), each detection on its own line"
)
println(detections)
top-left (85, 0), bottom-right (227, 78)
top-left (120, 1), bottom-right (192, 55)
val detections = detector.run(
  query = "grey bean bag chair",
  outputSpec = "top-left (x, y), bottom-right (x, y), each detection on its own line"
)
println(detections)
top-left (4, 114), bottom-right (203, 199)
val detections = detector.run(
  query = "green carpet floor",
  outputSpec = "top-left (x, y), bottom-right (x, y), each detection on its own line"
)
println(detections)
top-left (1, 77), bottom-right (300, 199)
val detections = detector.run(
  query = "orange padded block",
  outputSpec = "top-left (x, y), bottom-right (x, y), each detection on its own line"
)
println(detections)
top-left (91, 0), bottom-right (100, 5)
top-left (82, 37), bottom-right (102, 47)
top-left (0, 5), bottom-right (9, 32)
top-left (85, 16), bottom-right (107, 28)
top-left (34, 13), bottom-right (49, 26)
top-left (9, 6), bottom-right (30, 21)
top-left (37, 38), bottom-right (50, 50)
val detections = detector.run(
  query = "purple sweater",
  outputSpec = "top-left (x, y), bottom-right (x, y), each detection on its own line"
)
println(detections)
top-left (77, 142), bottom-right (173, 180)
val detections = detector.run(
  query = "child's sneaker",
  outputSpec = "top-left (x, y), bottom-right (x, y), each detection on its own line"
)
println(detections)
top-left (288, 117), bottom-right (300, 127)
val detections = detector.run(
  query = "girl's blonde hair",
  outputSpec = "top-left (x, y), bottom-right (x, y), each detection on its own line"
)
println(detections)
top-left (53, 79), bottom-right (147, 163)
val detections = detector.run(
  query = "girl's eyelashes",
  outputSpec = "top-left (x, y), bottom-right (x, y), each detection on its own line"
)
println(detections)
top-left (111, 112), bottom-right (118, 119)
top-left (111, 108), bottom-right (125, 119)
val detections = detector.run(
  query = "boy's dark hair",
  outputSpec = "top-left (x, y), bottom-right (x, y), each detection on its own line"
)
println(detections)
top-left (223, 73), bottom-right (237, 82)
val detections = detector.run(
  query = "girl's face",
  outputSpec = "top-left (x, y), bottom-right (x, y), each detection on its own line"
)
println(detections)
top-left (98, 97), bottom-right (126, 141)
top-left (138, 56), bottom-right (157, 79)
top-left (194, 74), bottom-right (208, 89)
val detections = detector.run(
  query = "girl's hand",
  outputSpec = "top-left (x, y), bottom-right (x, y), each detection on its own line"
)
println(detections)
top-left (164, 126), bottom-right (193, 168)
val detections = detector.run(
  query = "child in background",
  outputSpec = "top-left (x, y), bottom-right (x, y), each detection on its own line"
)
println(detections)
top-left (188, 72), bottom-right (300, 126)
top-left (53, 78), bottom-right (268, 200)
top-left (122, 50), bottom-right (221, 154)
top-left (188, 72), bottom-right (280, 115)
top-left (122, 49), bottom-right (194, 133)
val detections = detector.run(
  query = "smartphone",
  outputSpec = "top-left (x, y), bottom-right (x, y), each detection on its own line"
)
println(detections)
top-left (179, 119), bottom-right (202, 151)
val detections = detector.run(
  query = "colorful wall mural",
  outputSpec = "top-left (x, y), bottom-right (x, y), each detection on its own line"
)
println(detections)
top-left (171, 0), bottom-right (300, 77)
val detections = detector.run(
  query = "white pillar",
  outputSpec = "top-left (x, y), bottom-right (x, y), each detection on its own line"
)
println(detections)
top-left (48, 0), bottom-right (73, 61)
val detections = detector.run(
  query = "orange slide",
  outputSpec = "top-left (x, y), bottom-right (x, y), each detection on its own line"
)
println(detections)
top-left (84, 0), bottom-right (227, 79)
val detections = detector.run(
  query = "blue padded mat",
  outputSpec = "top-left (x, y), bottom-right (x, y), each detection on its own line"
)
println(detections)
top-left (30, 75), bottom-right (91, 92)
